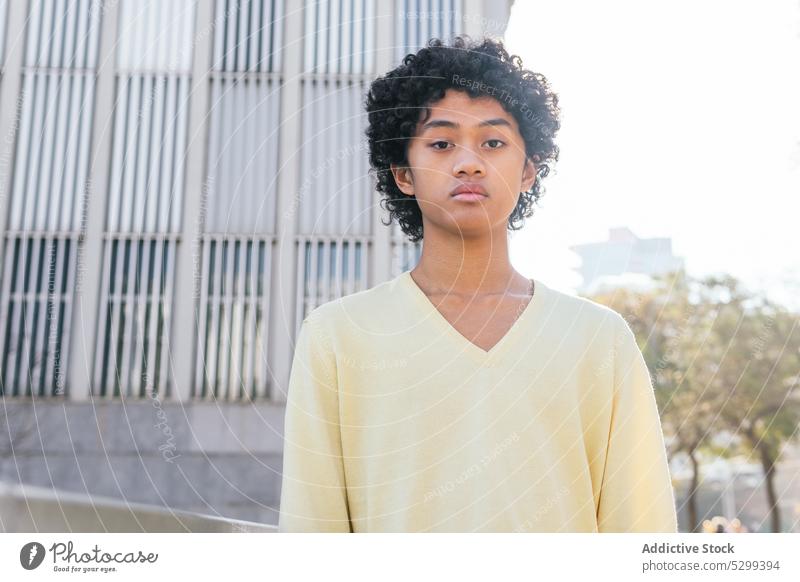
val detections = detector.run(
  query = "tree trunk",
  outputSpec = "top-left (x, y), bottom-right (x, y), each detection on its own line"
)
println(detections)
top-left (688, 448), bottom-right (700, 532)
top-left (759, 445), bottom-right (781, 532)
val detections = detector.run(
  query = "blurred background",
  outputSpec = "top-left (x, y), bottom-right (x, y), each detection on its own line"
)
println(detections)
top-left (0, 0), bottom-right (797, 532)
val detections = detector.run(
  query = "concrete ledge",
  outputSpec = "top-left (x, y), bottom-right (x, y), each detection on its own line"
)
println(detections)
top-left (0, 483), bottom-right (276, 533)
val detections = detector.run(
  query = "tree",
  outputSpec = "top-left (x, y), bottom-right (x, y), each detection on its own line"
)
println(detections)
top-left (703, 275), bottom-right (800, 532)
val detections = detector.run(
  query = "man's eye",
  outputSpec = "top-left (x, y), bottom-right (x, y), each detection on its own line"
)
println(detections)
top-left (485, 139), bottom-right (505, 149)
top-left (430, 141), bottom-right (450, 150)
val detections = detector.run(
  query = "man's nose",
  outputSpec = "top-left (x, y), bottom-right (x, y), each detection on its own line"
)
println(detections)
top-left (452, 146), bottom-right (485, 176)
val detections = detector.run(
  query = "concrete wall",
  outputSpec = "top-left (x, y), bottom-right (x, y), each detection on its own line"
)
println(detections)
top-left (1, 401), bottom-right (285, 525)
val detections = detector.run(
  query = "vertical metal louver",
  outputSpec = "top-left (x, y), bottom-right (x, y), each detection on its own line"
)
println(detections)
top-left (196, 236), bottom-right (272, 400)
top-left (213, 0), bottom-right (283, 73)
top-left (303, 0), bottom-right (375, 74)
top-left (94, 0), bottom-right (195, 398)
top-left (0, 0), bottom-right (101, 397)
top-left (395, 0), bottom-right (464, 61)
top-left (194, 0), bottom-right (284, 400)
top-left (0, 1), bottom-right (7, 66)
top-left (295, 236), bottom-right (369, 333)
top-left (298, 78), bottom-right (371, 236)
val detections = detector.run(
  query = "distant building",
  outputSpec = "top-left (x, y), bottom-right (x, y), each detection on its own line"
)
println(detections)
top-left (571, 227), bottom-right (684, 295)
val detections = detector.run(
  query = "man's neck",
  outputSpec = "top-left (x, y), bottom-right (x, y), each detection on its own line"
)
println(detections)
top-left (410, 224), bottom-right (527, 297)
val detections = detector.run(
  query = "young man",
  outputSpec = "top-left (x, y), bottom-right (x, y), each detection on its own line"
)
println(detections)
top-left (278, 36), bottom-right (678, 533)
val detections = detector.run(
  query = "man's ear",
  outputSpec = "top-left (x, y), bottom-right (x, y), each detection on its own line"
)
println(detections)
top-left (390, 163), bottom-right (415, 196)
top-left (521, 156), bottom-right (538, 193)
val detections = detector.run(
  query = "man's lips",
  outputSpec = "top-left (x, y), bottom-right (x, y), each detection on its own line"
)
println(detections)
top-left (450, 184), bottom-right (488, 201)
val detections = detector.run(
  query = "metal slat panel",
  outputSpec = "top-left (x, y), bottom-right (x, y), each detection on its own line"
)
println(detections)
top-left (73, 74), bottom-right (95, 229)
top-left (352, 0), bottom-right (363, 75)
top-left (363, 0), bottom-right (374, 72)
top-left (109, 239), bottom-right (128, 397)
top-left (206, 80), bottom-right (222, 228)
top-left (304, 0), bottom-right (315, 73)
top-left (55, 238), bottom-right (78, 395)
top-left (36, 73), bottom-right (59, 232)
top-left (214, 79), bottom-right (233, 231)
top-left (169, 77), bottom-right (189, 232)
top-left (230, 80), bottom-right (247, 232)
top-left (395, 0), bottom-right (405, 62)
top-left (21, 239), bottom-right (46, 396)
top-left (106, 76), bottom-right (129, 234)
top-left (205, 237), bottom-right (222, 398)
top-left (119, 236), bottom-right (140, 396)
top-left (145, 76), bottom-right (166, 233)
top-left (342, 0), bottom-right (352, 73)
top-left (298, 81), bottom-right (311, 232)
top-left (157, 76), bottom-right (178, 233)
top-left (157, 240), bottom-right (175, 395)
top-left (256, 241), bottom-right (270, 397)
top-left (144, 239), bottom-right (162, 395)
top-left (242, 239), bottom-right (257, 398)
top-left (0, 240), bottom-right (17, 382)
top-left (38, 0), bottom-right (55, 67)
top-left (224, 0), bottom-right (238, 72)
top-left (194, 238), bottom-right (211, 396)
top-left (249, 0), bottom-right (262, 72)
top-left (347, 238), bottom-right (356, 295)
top-left (94, 240), bottom-right (114, 395)
top-left (270, 0), bottom-right (282, 71)
top-left (241, 80), bottom-right (257, 232)
top-left (315, 0), bottom-right (328, 74)
top-left (237, 0), bottom-right (249, 72)
top-left (325, 84), bottom-right (336, 234)
top-left (61, 0), bottom-right (78, 68)
top-left (218, 237), bottom-right (235, 398)
top-left (28, 238), bottom-right (52, 394)
top-left (231, 239), bottom-right (248, 399)
top-left (61, 74), bottom-right (82, 232)
top-left (130, 238), bottom-right (150, 397)
top-left (212, 0), bottom-right (226, 70)
top-left (329, 0), bottom-right (340, 75)
top-left (24, 0), bottom-right (42, 68)
top-left (6, 239), bottom-right (28, 394)
top-left (118, 75), bottom-right (142, 232)
top-left (23, 75), bottom-right (48, 232)
top-left (43, 237), bottom-right (67, 396)
top-left (266, 79), bottom-right (280, 232)
top-left (9, 74), bottom-right (35, 230)
top-left (259, 0), bottom-right (271, 73)
top-left (85, 0), bottom-right (102, 68)
top-left (132, 73), bottom-right (152, 232)
top-left (308, 237), bottom-right (319, 313)
top-left (253, 81), bottom-right (268, 231)
top-left (72, 0), bottom-right (89, 69)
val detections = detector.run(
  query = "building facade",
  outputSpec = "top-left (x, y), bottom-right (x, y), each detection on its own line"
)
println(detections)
top-left (0, 0), bottom-right (512, 524)
top-left (571, 227), bottom-right (686, 296)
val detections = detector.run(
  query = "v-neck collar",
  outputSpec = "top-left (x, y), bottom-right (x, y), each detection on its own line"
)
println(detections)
top-left (399, 269), bottom-right (548, 366)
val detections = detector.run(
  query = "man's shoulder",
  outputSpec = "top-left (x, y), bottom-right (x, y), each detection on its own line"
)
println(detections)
top-left (302, 276), bottom-right (400, 327)
top-left (539, 281), bottom-right (626, 328)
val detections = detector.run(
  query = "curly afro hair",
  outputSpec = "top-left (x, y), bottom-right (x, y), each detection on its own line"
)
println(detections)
top-left (365, 35), bottom-right (561, 243)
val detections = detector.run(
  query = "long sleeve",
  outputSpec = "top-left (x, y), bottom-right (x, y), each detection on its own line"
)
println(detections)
top-left (278, 313), bottom-right (352, 532)
top-left (596, 314), bottom-right (679, 533)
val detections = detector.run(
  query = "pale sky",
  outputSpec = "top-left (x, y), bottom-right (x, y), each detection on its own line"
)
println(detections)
top-left (504, 0), bottom-right (800, 309)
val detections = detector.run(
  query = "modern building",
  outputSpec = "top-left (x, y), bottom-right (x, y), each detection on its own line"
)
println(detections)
top-left (571, 226), bottom-right (685, 296)
top-left (0, 0), bottom-right (514, 525)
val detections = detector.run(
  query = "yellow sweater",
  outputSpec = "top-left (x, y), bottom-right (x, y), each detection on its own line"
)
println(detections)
top-left (278, 271), bottom-right (678, 532)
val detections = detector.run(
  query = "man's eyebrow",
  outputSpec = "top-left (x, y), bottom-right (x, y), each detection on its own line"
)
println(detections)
top-left (420, 118), bottom-right (513, 132)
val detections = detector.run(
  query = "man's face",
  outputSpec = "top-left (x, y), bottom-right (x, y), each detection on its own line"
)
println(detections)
top-left (391, 88), bottom-right (537, 239)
